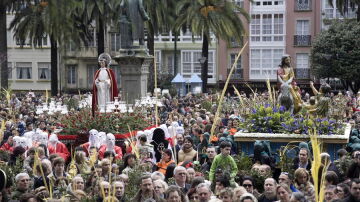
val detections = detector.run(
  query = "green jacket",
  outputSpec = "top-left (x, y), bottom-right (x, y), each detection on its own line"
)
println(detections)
top-left (11, 189), bottom-right (27, 200)
top-left (209, 154), bottom-right (238, 182)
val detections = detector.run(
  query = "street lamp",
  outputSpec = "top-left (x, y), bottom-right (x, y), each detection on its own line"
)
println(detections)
top-left (199, 57), bottom-right (207, 93)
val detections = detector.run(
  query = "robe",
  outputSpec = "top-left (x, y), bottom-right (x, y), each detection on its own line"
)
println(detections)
top-left (98, 145), bottom-right (123, 160)
top-left (48, 142), bottom-right (70, 161)
top-left (92, 68), bottom-right (118, 115)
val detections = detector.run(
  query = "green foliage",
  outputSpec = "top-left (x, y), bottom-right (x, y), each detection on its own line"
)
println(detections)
top-left (201, 100), bottom-right (212, 112)
top-left (311, 19), bottom-right (360, 92)
top-left (59, 108), bottom-right (151, 135)
top-left (125, 162), bottom-right (152, 200)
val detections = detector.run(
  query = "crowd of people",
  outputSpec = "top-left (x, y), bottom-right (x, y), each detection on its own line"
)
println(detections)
top-left (1, 89), bottom-right (360, 202)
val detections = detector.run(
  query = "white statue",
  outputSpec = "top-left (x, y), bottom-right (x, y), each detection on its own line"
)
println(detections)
top-left (92, 53), bottom-right (118, 113)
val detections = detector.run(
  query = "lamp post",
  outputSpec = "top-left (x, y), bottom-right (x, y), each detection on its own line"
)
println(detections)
top-left (199, 57), bottom-right (207, 93)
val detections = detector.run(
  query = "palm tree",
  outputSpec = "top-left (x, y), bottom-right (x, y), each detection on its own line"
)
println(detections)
top-left (144, 0), bottom-right (176, 91)
top-left (0, 0), bottom-right (29, 89)
top-left (10, 0), bottom-right (88, 96)
top-left (81, 0), bottom-right (120, 56)
top-left (175, 0), bottom-right (249, 93)
top-left (328, 0), bottom-right (360, 21)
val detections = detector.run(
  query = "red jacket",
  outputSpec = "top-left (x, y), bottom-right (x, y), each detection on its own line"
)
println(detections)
top-left (0, 143), bottom-right (13, 153)
top-left (48, 142), bottom-right (70, 161)
top-left (98, 145), bottom-right (123, 160)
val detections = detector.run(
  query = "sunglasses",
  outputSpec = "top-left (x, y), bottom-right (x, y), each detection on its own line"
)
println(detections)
top-left (243, 184), bottom-right (253, 188)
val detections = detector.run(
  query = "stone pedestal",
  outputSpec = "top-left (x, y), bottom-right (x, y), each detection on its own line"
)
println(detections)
top-left (114, 48), bottom-right (153, 103)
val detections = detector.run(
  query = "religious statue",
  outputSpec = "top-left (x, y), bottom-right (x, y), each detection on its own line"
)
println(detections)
top-left (310, 81), bottom-right (332, 117)
top-left (277, 55), bottom-right (303, 113)
top-left (119, 0), bottom-right (150, 48)
top-left (92, 53), bottom-right (118, 114)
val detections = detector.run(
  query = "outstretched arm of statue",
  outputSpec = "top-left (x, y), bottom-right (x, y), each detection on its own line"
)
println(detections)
top-left (310, 81), bottom-right (319, 96)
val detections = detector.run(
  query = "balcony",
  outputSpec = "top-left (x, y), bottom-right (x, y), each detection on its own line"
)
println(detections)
top-left (295, 68), bottom-right (310, 79)
top-left (227, 69), bottom-right (243, 80)
top-left (294, 35), bottom-right (312, 47)
top-left (295, 0), bottom-right (312, 11)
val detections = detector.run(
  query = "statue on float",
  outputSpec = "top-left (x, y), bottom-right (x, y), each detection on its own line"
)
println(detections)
top-left (277, 55), bottom-right (303, 113)
top-left (92, 53), bottom-right (118, 114)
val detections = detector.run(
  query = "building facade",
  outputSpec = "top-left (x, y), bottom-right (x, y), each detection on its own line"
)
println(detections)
top-left (4, 0), bottom-right (356, 93)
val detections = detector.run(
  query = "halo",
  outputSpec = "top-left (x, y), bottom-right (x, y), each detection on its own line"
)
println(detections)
top-left (98, 53), bottom-right (112, 66)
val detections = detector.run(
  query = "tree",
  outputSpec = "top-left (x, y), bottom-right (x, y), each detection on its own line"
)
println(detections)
top-left (0, 0), bottom-right (28, 89)
top-left (328, 0), bottom-right (360, 21)
top-left (144, 0), bottom-right (177, 91)
top-left (81, 0), bottom-right (120, 56)
top-left (311, 19), bottom-right (360, 93)
top-left (175, 0), bottom-right (249, 93)
top-left (9, 0), bottom-right (88, 96)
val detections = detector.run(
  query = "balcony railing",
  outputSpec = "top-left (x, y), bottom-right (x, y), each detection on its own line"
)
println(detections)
top-left (295, 0), bottom-right (312, 11)
top-left (294, 35), bottom-right (311, 46)
top-left (227, 69), bottom-right (243, 80)
top-left (295, 68), bottom-right (310, 79)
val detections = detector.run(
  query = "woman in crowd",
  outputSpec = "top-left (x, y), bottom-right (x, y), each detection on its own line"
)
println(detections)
top-left (294, 168), bottom-right (315, 202)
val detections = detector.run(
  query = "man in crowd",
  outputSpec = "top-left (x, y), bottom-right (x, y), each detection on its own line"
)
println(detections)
top-left (11, 173), bottom-right (30, 200)
top-left (113, 181), bottom-right (127, 202)
top-left (173, 166), bottom-right (190, 194)
top-left (258, 178), bottom-right (278, 202)
top-left (344, 179), bottom-right (360, 202)
top-left (196, 183), bottom-right (212, 202)
top-left (132, 175), bottom-right (165, 202)
top-left (201, 146), bottom-right (217, 172)
top-left (293, 148), bottom-right (311, 171)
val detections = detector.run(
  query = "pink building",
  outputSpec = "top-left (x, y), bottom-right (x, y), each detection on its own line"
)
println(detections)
top-left (217, 0), bottom-right (326, 92)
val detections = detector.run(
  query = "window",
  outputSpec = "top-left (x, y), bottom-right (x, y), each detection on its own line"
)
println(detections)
top-left (167, 55), bottom-right (174, 75)
top-left (110, 65), bottom-right (121, 87)
top-left (254, 0), bottom-right (284, 6)
top-left (233, 0), bottom-right (244, 8)
top-left (229, 54), bottom-right (242, 79)
top-left (38, 63), bottom-right (50, 80)
top-left (16, 62), bottom-right (32, 79)
top-left (181, 50), bottom-right (215, 79)
top-left (296, 20), bottom-right (310, 35)
top-left (250, 14), bottom-right (284, 42)
top-left (16, 37), bottom-right (31, 46)
top-left (324, 0), bottom-right (357, 19)
top-left (295, 0), bottom-right (311, 11)
top-left (67, 65), bottom-right (77, 85)
top-left (250, 49), bottom-right (284, 79)
top-left (251, 14), bottom-right (261, 41)
top-left (37, 36), bottom-right (48, 46)
top-left (110, 33), bottom-right (121, 52)
top-left (87, 64), bottom-right (98, 87)
top-left (8, 62), bottom-right (12, 79)
top-left (296, 53), bottom-right (310, 79)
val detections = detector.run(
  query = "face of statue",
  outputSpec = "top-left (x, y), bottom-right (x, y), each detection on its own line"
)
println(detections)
top-left (99, 60), bottom-right (106, 68)
top-left (285, 57), bottom-right (291, 66)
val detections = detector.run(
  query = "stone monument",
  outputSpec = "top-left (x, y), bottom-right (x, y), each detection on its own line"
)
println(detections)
top-left (114, 0), bottom-right (152, 103)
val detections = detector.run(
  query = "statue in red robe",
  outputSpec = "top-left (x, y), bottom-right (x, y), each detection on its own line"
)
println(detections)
top-left (92, 53), bottom-right (118, 114)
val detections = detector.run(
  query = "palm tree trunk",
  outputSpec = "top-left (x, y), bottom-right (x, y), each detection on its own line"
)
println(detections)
top-left (97, 18), bottom-right (105, 56)
top-left (174, 31), bottom-right (178, 75)
top-left (147, 24), bottom-right (155, 91)
top-left (50, 35), bottom-right (58, 96)
top-left (201, 33), bottom-right (209, 93)
top-left (357, 6), bottom-right (360, 22)
top-left (0, 3), bottom-right (8, 89)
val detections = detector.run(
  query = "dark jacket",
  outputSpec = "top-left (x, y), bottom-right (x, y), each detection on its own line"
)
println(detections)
top-left (131, 190), bottom-right (165, 202)
top-left (257, 194), bottom-right (277, 202)
top-left (292, 157), bottom-right (312, 171)
top-left (347, 162), bottom-right (360, 179)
